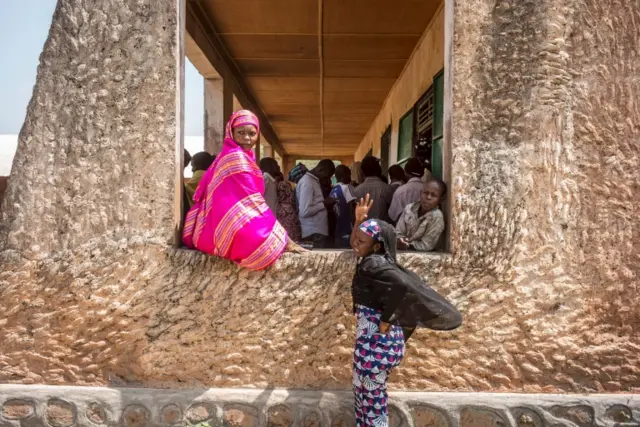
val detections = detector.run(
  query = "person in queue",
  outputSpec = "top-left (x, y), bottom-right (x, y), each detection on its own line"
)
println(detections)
top-left (351, 161), bottom-right (364, 188)
top-left (388, 157), bottom-right (426, 223)
top-left (287, 163), bottom-right (308, 213)
top-left (185, 152), bottom-right (215, 208)
top-left (354, 156), bottom-right (393, 222)
top-left (396, 178), bottom-right (446, 252)
top-left (274, 170), bottom-right (302, 243)
top-left (260, 157), bottom-right (280, 214)
top-left (330, 164), bottom-right (356, 248)
top-left (350, 194), bottom-right (461, 426)
top-left (388, 164), bottom-right (406, 195)
top-left (182, 110), bottom-right (305, 270)
top-left (296, 159), bottom-right (336, 249)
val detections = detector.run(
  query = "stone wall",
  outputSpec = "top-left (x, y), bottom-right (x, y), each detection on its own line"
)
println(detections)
top-left (1, 386), bottom-right (638, 427)
top-left (1, 0), bottom-right (639, 395)
top-left (0, 0), bottom-right (178, 257)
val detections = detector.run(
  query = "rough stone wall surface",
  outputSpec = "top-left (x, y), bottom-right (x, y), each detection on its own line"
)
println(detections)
top-left (1, 0), bottom-right (639, 394)
top-left (447, 0), bottom-right (640, 392)
top-left (0, 0), bottom-right (178, 258)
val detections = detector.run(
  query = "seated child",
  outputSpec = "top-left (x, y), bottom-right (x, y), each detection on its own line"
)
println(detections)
top-left (396, 178), bottom-right (446, 251)
top-left (185, 152), bottom-right (215, 207)
top-left (349, 194), bottom-right (461, 426)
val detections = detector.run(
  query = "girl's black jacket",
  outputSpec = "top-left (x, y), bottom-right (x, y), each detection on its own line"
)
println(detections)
top-left (351, 221), bottom-right (462, 332)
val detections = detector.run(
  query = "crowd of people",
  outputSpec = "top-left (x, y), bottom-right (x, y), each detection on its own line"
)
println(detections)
top-left (247, 153), bottom-right (446, 252)
top-left (184, 148), bottom-right (447, 252)
top-left (180, 110), bottom-right (460, 427)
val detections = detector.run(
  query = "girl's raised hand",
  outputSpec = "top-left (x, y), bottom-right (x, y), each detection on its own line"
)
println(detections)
top-left (355, 193), bottom-right (374, 224)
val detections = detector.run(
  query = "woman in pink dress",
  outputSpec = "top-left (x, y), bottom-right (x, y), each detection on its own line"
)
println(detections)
top-left (182, 110), bottom-right (304, 270)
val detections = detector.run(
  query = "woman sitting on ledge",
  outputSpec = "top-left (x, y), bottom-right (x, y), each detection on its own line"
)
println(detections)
top-left (183, 110), bottom-right (304, 270)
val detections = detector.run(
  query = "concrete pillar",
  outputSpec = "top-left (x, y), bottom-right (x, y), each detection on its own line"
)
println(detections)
top-left (254, 138), bottom-right (261, 164)
top-left (263, 143), bottom-right (274, 159)
top-left (283, 156), bottom-right (296, 179)
top-left (204, 78), bottom-right (233, 155)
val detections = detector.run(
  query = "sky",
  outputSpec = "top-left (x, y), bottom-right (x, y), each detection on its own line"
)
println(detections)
top-left (0, 0), bottom-right (204, 175)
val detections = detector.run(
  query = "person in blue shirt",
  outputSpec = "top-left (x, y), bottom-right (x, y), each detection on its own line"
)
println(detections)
top-left (330, 165), bottom-right (356, 248)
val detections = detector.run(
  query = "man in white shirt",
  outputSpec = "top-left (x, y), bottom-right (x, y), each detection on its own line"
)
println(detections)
top-left (388, 158), bottom-right (429, 223)
top-left (260, 157), bottom-right (280, 214)
top-left (296, 159), bottom-right (336, 248)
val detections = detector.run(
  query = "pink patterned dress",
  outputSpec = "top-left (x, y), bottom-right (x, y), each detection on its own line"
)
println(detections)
top-left (182, 110), bottom-right (288, 270)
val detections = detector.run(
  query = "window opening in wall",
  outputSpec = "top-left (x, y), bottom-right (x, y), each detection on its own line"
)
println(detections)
top-left (397, 109), bottom-right (414, 168)
top-left (178, 1), bottom-right (450, 257)
top-left (389, 67), bottom-right (447, 252)
top-left (380, 126), bottom-right (391, 173)
top-left (413, 86), bottom-right (434, 171)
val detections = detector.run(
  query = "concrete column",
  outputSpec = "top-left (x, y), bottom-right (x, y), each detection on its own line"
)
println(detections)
top-left (254, 138), bottom-right (261, 164)
top-left (283, 156), bottom-right (296, 179)
top-left (263, 143), bottom-right (274, 159)
top-left (204, 78), bottom-right (234, 155)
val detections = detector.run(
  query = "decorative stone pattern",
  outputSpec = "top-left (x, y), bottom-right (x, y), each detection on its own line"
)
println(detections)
top-left (186, 403), bottom-right (215, 424)
top-left (46, 399), bottom-right (76, 427)
top-left (460, 408), bottom-right (506, 427)
top-left (550, 406), bottom-right (594, 427)
top-left (160, 404), bottom-right (182, 425)
top-left (301, 411), bottom-right (321, 427)
top-left (1, 399), bottom-right (34, 420)
top-left (411, 405), bottom-right (449, 427)
top-left (121, 404), bottom-right (150, 427)
top-left (0, 387), bottom-right (638, 427)
top-left (267, 405), bottom-right (293, 427)
top-left (223, 404), bottom-right (258, 427)
top-left (86, 402), bottom-right (107, 425)
top-left (0, 0), bottom-right (639, 398)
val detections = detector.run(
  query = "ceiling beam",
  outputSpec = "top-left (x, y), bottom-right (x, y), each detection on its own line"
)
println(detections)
top-left (186, 0), bottom-right (286, 156)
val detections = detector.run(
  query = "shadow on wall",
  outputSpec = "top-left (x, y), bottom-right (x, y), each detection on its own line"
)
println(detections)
top-left (0, 177), bottom-right (8, 209)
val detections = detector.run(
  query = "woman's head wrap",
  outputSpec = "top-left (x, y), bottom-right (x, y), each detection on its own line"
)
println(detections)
top-left (359, 219), bottom-right (383, 242)
top-left (288, 163), bottom-right (308, 184)
top-left (225, 110), bottom-right (260, 142)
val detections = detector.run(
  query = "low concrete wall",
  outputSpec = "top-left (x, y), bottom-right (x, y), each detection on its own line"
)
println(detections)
top-left (1, 386), bottom-right (638, 427)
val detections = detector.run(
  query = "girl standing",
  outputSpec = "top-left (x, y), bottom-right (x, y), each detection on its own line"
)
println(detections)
top-left (350, 194), bottom-right (462, 426)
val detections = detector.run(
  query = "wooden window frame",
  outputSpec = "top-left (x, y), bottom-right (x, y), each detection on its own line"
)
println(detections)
top-left (397, 109), bottom-right (415, 167)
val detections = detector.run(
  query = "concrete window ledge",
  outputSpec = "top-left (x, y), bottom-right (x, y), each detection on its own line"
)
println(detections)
top-left (168, 247), bottom-right (452, 274)
top-left (0, 385), bottom-right (638, 427)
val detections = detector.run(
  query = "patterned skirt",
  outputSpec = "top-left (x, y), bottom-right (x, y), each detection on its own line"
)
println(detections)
top-left (353, 305), bottom-right (405, 427)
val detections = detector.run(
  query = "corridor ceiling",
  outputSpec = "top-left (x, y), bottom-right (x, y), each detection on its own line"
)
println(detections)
top-left (186, 0), bottom-right (441, 157)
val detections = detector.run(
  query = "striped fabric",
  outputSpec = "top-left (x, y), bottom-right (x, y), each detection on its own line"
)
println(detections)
top-left (182, 110), bottom-right (288, 270)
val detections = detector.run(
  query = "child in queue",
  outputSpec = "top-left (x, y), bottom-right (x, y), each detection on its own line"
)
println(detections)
top-left (396, 178), bottom-right (447, 252)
